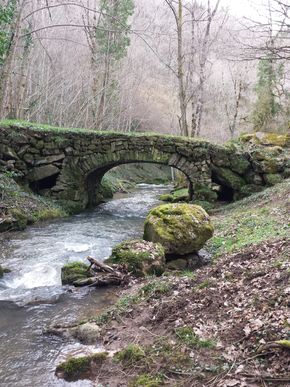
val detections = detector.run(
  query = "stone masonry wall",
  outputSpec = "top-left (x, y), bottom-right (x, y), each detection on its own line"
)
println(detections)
top-left (0, 124), bottom-right (289, 212)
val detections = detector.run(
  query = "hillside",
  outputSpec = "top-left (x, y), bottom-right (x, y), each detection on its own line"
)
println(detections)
top-left (56, 180), bottom-right (290, 386)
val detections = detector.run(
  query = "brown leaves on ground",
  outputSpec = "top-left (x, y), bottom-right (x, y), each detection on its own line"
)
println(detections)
top-left (94, 237), bottom-right (290, 386)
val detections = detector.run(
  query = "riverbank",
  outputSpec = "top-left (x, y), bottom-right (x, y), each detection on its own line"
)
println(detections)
top-left (0, 172), bottom-right (66, 232)
top-left (57, 179), bottom-right (290, 386)
top-left (0, 164), bottom-right (171, 232)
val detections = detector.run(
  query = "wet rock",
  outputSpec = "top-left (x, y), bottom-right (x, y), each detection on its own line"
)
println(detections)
top-left (144, 203), bottom-right (214, 255)
top-left (71, 322), bottom-right (101, 344)
top-left (61, 262), bottom-right (90, 285)
top-left (106, 239), bottom-right (165, 277)
top-left (55, 352), bottom-right (108, 382)
top-left (0, 265), bottom-right (11, 278)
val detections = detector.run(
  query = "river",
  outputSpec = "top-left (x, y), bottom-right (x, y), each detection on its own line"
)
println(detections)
top-left (0, 184), bottom-right (170, 387)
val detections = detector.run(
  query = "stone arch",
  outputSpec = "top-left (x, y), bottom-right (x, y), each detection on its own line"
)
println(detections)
top-left (86, 160), bottom-right (193, 207)
top-left (55, 146), bottom-right (206, 209)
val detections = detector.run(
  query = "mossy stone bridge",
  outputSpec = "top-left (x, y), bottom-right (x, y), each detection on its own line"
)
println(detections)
top-left (0, 123), bottom-right (289, 212)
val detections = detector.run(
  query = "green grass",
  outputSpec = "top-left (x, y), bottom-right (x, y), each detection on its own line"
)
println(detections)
top-left (115, 344), bottom-right (146, 366)
top-left (207, 180), bottom-right (290, 258)
top-left (0, 119), bottom-right (211, 143)
top-left (175, 326), bottom-right (216, 349)
top-left (130, 374), bottom-right (164, 387)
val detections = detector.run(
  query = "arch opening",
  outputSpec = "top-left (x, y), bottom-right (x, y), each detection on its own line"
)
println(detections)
top-left (85, 162), bottom-right (192, 208)
top-left (211, 169), bottom-right (234, 202)
top-left (29, 172), bottom-right (60, 195)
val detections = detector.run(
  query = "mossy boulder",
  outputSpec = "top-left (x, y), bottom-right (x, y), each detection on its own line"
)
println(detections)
top-left (61, 262), bottom-right (90, 285)
top-left (159, 193), bottom-right (174, 202)
top-left (143, 204), bottom-right (214, 255)
top-left (71, 322), bottom-right (101, 344)
top-left (55, 352), bottom-right (107, 382)
top-left (240, 132), bottom-right (290, 147)
top-left (159, 188), bottom-right (189, 203)
top-left (107, 239), bottom-right (165, 277)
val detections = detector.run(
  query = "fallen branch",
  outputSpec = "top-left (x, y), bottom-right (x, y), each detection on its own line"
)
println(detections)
top-left (87, 256), bottom-right (115, 273)
top-left (241, 373), bottom-right (290, 383)
top-left (71, 257), bottom-right (130, 288)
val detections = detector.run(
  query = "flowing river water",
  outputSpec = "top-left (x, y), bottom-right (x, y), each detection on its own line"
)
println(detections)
top-left (0, 184), bottom-right (170, 387)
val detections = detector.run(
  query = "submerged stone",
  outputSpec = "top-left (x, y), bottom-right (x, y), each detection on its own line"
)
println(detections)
top-left (107, 239), bottom-right (165, 277)
top-left (0, 265), bottom-right (11, 278)
top-left (144, 203), bottom-right (214, 255)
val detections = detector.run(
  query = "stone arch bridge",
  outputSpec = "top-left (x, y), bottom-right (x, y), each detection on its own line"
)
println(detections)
top-left (0, 124), bottom-right (289, 212)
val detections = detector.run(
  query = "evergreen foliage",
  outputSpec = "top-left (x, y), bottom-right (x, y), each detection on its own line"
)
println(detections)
top-left (0, 0), bottom-right (16, 66)
top-left (96, 0), bottom-right (135, 61)
top-left (252, 57), bottom-right (284, 131)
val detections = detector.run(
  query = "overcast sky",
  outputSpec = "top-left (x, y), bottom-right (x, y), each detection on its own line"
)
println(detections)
top-left (220, 0), bottom-right (268, 19)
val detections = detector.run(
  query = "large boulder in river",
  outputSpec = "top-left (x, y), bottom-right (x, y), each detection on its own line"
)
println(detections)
top-left (106, 239), bottom-right (165, 277)
top-left (143, 203), bottom-right (214, 255)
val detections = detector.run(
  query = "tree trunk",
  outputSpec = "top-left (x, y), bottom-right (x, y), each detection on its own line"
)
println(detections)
top-left (0, 1), bottom-right (25, 118)
top-left (177, 0), bottom-right (188, 137)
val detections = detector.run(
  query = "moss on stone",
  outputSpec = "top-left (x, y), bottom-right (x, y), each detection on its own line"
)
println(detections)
top-left (236, 184), bottom-right (264, 199)
top-left (10, 208), bottom-right (28, 230)
top-left (212, 166), bottom-right (246, 190)
top-left (229, 155), bottom-right (251, 174)
top-left (108, 239), bottom-right (165, 277)
top-left (159, 188), bottom-right (189, 203)
top-left (144, 203), bottom-right (214, 255)
top-left (264, 173), bottom-right (283, 186)
top-left (159, 194), bottom-right (173, 202)
top-left (239, 132), bottom-right (290, 147)
top-left (56, 352), bottom-right (107, 381)
top-left (61, 262), bottom-right (90, 285)
top-left (194, 184), bottom-right (218, 202)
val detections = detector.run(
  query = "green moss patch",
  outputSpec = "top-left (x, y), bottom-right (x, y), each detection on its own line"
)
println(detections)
top-left (175, 326), bottom-right (216, 348)
top-left (61, 262), bottom-right (90, 285)
top-left (107, 239), bottom-right (165, 277)
top-left (56, 352), bottom-right (107, 382)
top-left (144, 203), bottom-right (214, 255)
